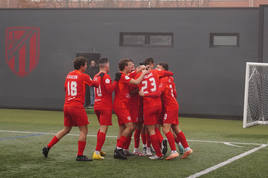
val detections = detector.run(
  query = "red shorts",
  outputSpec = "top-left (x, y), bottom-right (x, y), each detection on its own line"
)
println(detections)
top-left (143, 107), bottom-right (161, 126)
top-left (163, 110), bottom-right (179, 125)
top-left (114, 105), bottom-right (133, 125)
top-left (64, 105), bottom-right (89, 127)
top-left (94, 109), bottom-right (112, 126)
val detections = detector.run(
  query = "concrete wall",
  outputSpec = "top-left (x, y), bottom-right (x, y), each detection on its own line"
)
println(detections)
top-left (0, 8), bottom-right (260, 117)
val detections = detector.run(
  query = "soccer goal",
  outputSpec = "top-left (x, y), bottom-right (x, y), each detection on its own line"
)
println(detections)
top-left (243, 62), bottom-right (268, 128)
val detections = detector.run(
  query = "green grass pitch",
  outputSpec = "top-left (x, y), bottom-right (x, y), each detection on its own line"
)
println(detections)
top-left (0, 109), bottom-right (267, 178)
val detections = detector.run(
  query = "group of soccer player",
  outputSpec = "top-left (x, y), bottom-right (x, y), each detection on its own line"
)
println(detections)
top-left (42, 56), bottom-right (193, 161)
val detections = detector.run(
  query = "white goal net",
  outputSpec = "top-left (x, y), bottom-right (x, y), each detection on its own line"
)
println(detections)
top-left (243, 62), bottom-right (268, 128)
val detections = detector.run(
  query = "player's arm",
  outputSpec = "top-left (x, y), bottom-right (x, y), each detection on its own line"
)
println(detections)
top-left (84, 74), bottom-right (99, 87)
top-left (129, 70), bottom-right (148, 85)
top-left (99, 73), bottom-right (115, 93)
top-left (128, 71), bottom-right (137, 78)
top-left (156, 70), bottom-right (174, 78)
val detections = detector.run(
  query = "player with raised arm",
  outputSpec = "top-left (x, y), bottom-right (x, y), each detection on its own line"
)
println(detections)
top-left (121, 60), bottom-right (142, 156)
top-left (113, 58), bottom-right (148, 160)
top-left (92, 58), bottom-right (116, 160)
top-left (156, 63), bottom-right (193, 159)
top-left (138, 59), bottom-right (173, 160)
top-left (42, 56), bottom-right (99, 161)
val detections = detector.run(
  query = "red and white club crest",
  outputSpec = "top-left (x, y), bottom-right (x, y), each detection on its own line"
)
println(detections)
top-left (5, 27), bottom-right (40, 77)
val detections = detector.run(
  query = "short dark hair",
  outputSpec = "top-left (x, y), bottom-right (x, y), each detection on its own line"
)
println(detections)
top-left (99, 58), bottom-right (108, 68)
top-left (73, 56), bottom-right (87, 70)
top-left (144, 57), bottom-right (154, 65)
top-left (158, 62), bottom-right (169, 70)
top-left (118, 58), bottom-right (131, 71)
top-left (99, 58), bottom-right (108, 64)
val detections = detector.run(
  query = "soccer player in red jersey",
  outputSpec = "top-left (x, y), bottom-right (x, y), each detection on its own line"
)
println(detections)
top-left (138, 60), bottom-right (173, 160)
top-left (156, 63), bottom-right (193, 159)
top-left (42, 56), bottom-right (99, 161)
top-left (113, 58), bottom-right (148, 160)
top-left (122, 61), bottom-right (140, 156)
top-left (92, 58), bottom-right (116, 160)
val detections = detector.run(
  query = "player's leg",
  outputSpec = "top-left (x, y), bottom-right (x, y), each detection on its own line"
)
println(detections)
top-left (172, 131), bottom-right (185, 155)
top-left (42, 126), bottom-right (72, 158)
top-left (172, 124), bottom-right (193, 159)
top-left (162, 123), bottom-right (179, 160)
top-left (123, 124), bottom-right (135, 156)
top-left (133, 122), bottom-right (145, 156)
top-left (118, 122), bottom-right (134, 149)
top-left (93, 125), bottom-right (108, 160)
top-left (114, 112), bottom-right (128, 160)
top-left (43, 105), bottom-right (74, 158)
top-left (76, 125), bottom-right (92, 161)
top-left (147, 125), bottom-right (163, 159)
top-left (140, 125), bottom-right (147, 155)
top-left (155, 124), bottom-right (167, 156)
top-left (93, 110), bottom-right (112, 160)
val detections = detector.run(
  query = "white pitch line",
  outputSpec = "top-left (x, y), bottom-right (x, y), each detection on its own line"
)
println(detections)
top-left (187, 144), bottom-right (268, 178)
top-left (0, 129), bottom-right (264, 146)
top-left (188, 139), bottom-right (261, 146)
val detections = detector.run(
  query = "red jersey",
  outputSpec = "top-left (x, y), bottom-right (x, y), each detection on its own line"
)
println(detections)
top-left (139, 70), bottom-right (162, 110)
top-left (113, 72), bottom-right (132, 108)
top-left (64, 70), bottom-right (99, 106)
top-left (161, 76), bottom-right (179, 111)
top-left (93, 72), bottom-right (115, 110)
top-left (140, 69), bottom-right (174, 110)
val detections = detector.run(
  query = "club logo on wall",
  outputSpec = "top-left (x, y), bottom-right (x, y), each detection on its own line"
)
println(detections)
top-left (5, 27), bottom-right (40, 77)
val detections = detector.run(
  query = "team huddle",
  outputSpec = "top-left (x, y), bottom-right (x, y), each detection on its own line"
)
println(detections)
top-left (42, 56), bottom-right (193, 161)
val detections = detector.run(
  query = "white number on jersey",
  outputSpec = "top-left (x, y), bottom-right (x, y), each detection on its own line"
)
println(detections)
top-left (96, 85), bottom-right (102, 97)
top-left (149, 77), bottom-right (157, 92)
top-left (169, 84), bottom-right (175, 98)
top-left (67, 81), bottom-right (77, 96)
top-left (141, 77), bottom-right (157, 93)
top-left (141, 80), bottom-right (148, 93)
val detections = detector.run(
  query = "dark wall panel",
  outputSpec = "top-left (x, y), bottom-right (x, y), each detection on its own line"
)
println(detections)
top-left (263, 6), bottom-right (268, 61)
top-left (0, 8), bottom-right (260, 117)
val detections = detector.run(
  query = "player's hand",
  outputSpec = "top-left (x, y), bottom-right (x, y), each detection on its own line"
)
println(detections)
top-left (139, 90), bottom-right (145, 96)
top-left (142, 69), bottom-right (149, 75)
top-left (115, 72), bottom-right (122, 81)
top-left (99, 72), bottom-right (105, 78)
top-left (136, 65), bottom-right (146, 73)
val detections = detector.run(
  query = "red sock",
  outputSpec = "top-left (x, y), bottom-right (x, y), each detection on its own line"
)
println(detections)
top-left (47, 136), bottom-right (59, 148)
top-left (146, 133), bottom-right (151, 147)
top-left (124, 135), bottom-right (132, 149)
top-left (141, 132), bottom-right (146, 145)
top-left (165, 131), bottom-right (176, 151)
top-left (155, 127), bottom-right (164, 143)
top-left (77, 141), bottom-right (86, 156)
top-left (117, 136), bottom-right (127, 148)
top-left (176, 131), bottom-right (189, 149)
top-left (134, 129), bottom-right (141, 148)
top-left (150, 134), bottom-right (162, 157)
top-left (175, 135), bottom-right (179, 144)
top-left (96, 130), bottom-right (106, 151)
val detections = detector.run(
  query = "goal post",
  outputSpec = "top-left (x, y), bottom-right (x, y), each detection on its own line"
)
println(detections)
top-left (243, 62), bottom-right (268, 128)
